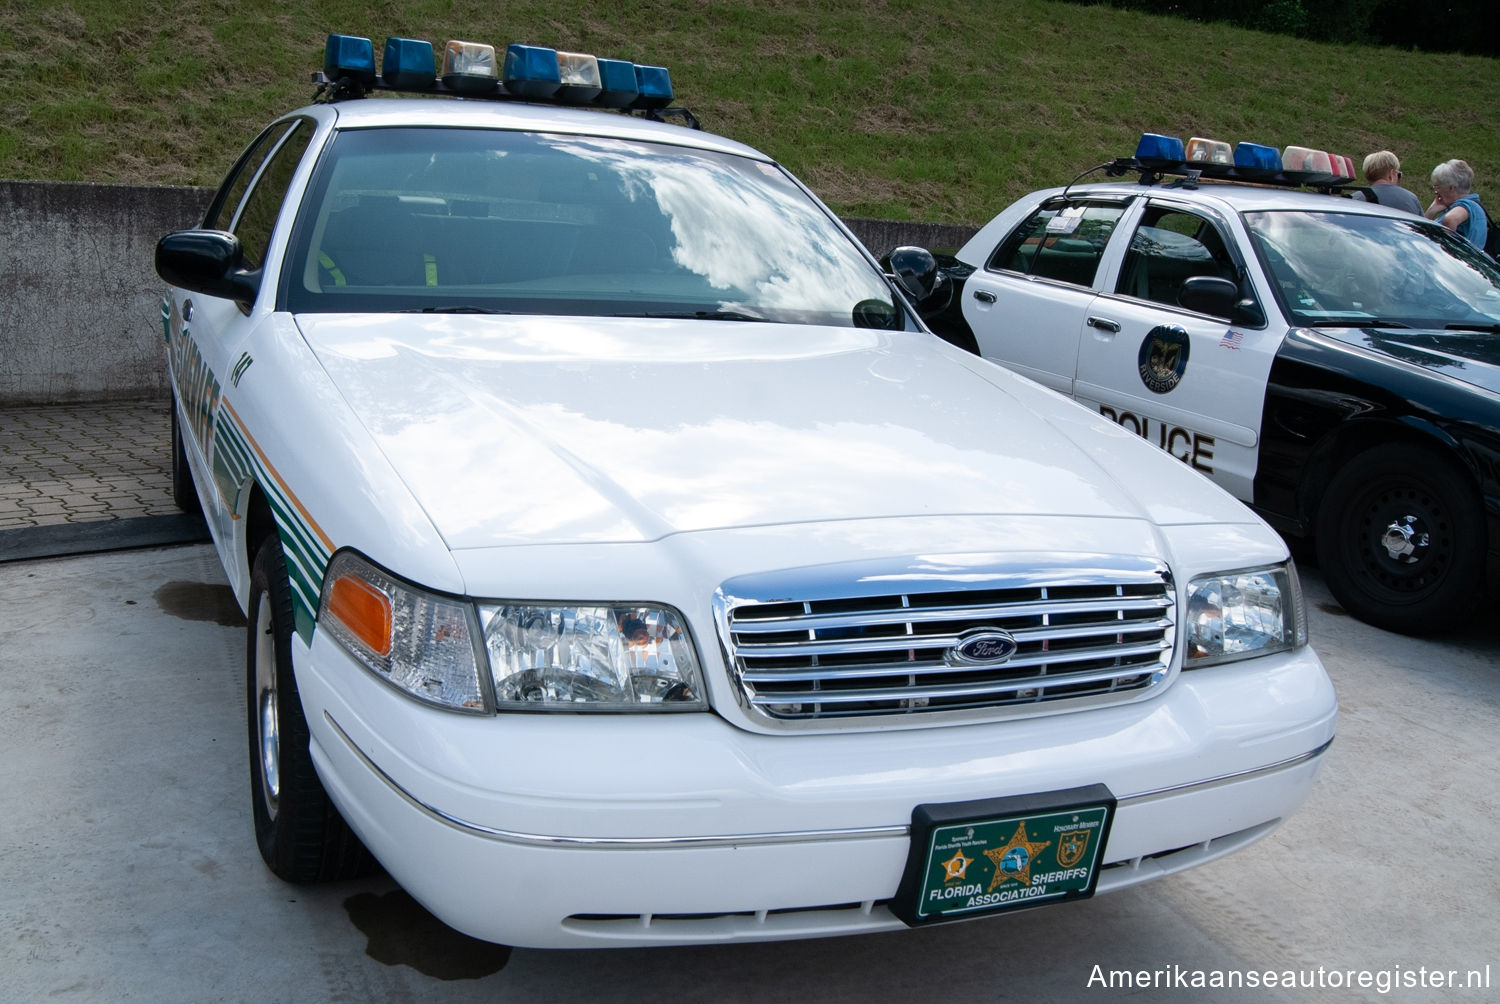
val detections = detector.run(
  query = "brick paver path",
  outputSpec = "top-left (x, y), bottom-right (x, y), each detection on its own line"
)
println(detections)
top-left (0, 402), bottom-right (175, 530)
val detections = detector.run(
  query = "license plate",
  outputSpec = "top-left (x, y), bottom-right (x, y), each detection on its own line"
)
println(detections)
top-left (891, 784), bottom-right (1115, 926)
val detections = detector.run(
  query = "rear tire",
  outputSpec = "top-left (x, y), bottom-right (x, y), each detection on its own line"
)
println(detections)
top-left (171, 403), bottom-right (200, 515)
top-left (1314, 445), bottom-right (1484, 634)
top-left (247, 534), bottom-right (374, 882)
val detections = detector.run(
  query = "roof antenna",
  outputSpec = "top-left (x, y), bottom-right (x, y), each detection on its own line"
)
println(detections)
top-left (1060, 161), bottom-right (1114, 203)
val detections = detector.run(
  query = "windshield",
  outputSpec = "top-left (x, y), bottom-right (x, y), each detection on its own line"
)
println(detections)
top-left (1243, 210), bottom-right (1500, 329)
top-left (281, 126), bottom-right (903, 328)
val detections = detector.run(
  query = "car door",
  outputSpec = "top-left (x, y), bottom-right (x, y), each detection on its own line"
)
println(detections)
top-left (1071, 199), bottom-right (1281, 501)
top-left (166, 118), bottom-right (314, 561)
top-left (960, 198), bottom-right (1132, 395)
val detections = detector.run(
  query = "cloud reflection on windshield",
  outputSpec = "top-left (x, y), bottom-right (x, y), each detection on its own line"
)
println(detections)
top-left (545, 136), bottom-right (888, 316)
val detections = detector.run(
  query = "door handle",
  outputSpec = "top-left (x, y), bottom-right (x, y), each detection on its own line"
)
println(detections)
top-left (1086, 315), bottom-right (1120, 332)
top-left (973, 290), bottom-right (996, 304)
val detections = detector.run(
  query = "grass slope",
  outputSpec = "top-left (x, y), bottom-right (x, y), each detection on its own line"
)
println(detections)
top-left (3, 0), bottom-right (1498, 224)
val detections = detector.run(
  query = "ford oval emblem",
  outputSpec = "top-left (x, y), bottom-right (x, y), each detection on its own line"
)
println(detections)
top-left (951, 630), bottom-right (1018, 666)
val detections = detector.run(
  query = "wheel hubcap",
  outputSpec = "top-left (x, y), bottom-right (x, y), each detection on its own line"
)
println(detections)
top-left (254, 599), bottom-right (280, 818)
top-left (1351, 479), bottom-right (1451, 595)
top-left (1379, 514), bottom-right (1428, 563)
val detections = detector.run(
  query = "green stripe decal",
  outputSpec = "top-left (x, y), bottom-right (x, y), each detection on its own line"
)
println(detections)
top-left (215, 411), bottom-right (332, 645)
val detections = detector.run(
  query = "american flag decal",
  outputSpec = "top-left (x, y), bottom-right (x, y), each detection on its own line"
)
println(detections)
top-left (1218, 329), bottom-right (1245, 350)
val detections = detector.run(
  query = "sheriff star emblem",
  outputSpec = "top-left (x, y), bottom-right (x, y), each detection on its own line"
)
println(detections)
top-left (940, 849), bottom-right (972, 882)
top-left (983, 822), bottom-right (1052, 890)
top-left (1058, 828), bottom-right (1091, 868)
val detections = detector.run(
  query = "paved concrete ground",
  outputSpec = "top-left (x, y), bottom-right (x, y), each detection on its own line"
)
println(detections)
top-left (1, 544), bottom-right (1496, 1003)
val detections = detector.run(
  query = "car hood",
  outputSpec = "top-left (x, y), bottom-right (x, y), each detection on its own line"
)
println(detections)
top-left (295, 314), bottom-right (1239, 549)
top-left (1317, 327), bottom-right (1500, 396)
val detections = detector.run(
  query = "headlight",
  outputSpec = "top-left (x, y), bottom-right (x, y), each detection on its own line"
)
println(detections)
top-left (1185, 562), bottom-right (1307, 668)
top-left (319, 552), bottom-right (487, 712)
top-left (480, 603), bottom-right (706, 711)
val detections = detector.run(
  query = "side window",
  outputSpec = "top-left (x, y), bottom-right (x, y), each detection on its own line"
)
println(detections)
top-left (204, 122), bottom-right (297, 231)
top-left (987, 202), bottom-right (1126, 288)
top-left (230, 121), bottom-right (314, 270)
top-left (1116, 207), bottom-right (1240, 313)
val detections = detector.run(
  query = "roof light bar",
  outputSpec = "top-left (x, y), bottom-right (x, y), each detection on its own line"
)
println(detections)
top-left (1110, 132), bottom-right (1358, 190)
top-left (315, 32), bottom-right (691, 123)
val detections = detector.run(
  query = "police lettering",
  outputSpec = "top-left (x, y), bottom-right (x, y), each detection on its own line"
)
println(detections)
top-left (1099, 406), bottom-right (1214, 473)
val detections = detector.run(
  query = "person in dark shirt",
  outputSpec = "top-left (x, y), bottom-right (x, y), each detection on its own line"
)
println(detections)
top-left (1350, 151), bottom-right (1424, 215)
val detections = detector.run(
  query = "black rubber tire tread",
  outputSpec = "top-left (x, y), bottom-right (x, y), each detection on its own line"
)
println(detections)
top-left (248, 534), bottom-right (375, 883)
top-left (1314, 444), bottom-right (1484, 635)
top-left (170, 403), bottom-right (201, 515)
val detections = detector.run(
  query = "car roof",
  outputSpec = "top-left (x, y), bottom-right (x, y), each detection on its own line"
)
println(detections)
top-left (292, 96), bottom-right (770, 162)
top-left (1037, 179), bottom-right (1416, 216)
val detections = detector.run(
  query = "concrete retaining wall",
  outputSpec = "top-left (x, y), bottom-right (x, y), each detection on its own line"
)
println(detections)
top-left (1, 181), bottom-right (213, 406)
top-left (0, 179), bottom-right (976, 406)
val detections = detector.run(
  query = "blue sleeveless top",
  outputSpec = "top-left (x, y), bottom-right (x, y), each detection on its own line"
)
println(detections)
top-left (1449, 195), bottom-right (1488, 249)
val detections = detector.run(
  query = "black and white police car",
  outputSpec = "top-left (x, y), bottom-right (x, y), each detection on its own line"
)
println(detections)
top-left (892, 134), bottom-right (1500, 635)
top-left (156, 43), bottom-right (1334, 949)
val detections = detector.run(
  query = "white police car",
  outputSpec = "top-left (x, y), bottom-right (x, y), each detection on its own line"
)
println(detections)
top-left (893, 134), bottom-right (1500, 636)
top-left (158, 45), bottom-right (1335, 949)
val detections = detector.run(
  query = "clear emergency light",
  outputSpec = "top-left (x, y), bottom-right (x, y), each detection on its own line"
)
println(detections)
top-left (318, 32), bottom-right (678, 115)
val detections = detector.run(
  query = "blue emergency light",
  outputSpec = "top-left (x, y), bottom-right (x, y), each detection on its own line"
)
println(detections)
top-left (595, 58), bottom-right (640, 108)
top-left (503, 44), bottom-right (562, 98)
top-left (324, 34), bottom-right (376, 86)
top-left (382, 37), bottom-right (435, 90)
top-left (1133, 133), bottom-right (1185, 168)
top-left (1234, 142), bottom-right (1282, 173)
top-left (633, 65), bottom-right (674, 109)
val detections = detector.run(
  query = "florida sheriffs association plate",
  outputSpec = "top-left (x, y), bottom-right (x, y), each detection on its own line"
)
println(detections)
top-left (891, 784), bottom-right (1116, 926)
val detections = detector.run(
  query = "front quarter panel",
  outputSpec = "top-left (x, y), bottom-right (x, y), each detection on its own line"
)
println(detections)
top-left (1256, 328), bottom-right (1500, 552)
top-left (216, 310), bottom-right (462, 634)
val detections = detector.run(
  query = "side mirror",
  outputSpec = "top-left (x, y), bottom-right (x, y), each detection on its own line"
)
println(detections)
top-left (155, 230), bottom-right (261, 308)
top-left (1178, 275), bottom-right (1264, 326)
top-left (886, 246), bottom-right (948, 307)
top-left (1178, 276), bottom-right (1239, 316)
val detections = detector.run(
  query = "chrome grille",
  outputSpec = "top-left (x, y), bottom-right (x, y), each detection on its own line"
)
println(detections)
top-left (716, 557), bottom-right (1175, 724)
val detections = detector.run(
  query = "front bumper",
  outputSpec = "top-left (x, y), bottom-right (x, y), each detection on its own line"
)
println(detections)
top-left (298, 630), bottom-right (1336, 949)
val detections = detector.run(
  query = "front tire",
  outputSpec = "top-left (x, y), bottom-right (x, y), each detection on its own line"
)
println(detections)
top-left (247, 534), bottom-right (373, 882)
top-left (170, 403), bottom-right (200, 515)
top-left (1314, 445), bottom-right (1484, 634)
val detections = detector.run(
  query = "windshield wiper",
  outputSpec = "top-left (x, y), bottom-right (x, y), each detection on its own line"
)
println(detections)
top-left (1444, 322), bottom-right (1500, 332)
top-left (1308, 316), bottom-right (1413, 328)
top-left (611, 309), bottom-right (770, 322)
top-left (400, 305), bottom-right (515, 314)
